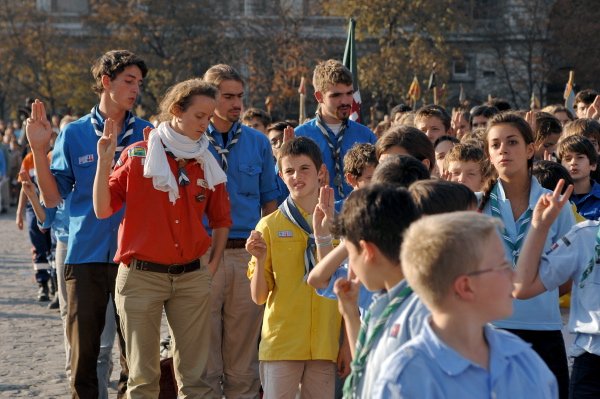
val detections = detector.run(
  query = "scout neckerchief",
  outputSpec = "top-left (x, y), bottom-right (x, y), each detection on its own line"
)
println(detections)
top-left (343, 285), bottom-right (414, 399)
top-left (580, 228), bottom-right (600, 288)
top-left (90, 105), bottom-right (136, 163)
top-left (278, 196), bottom-right (316, 280)
top-left (489, 182), bottom-right (532, 265)
top-left (315, 112), bottom-right (348, 198)
top-left (206, 121), bottom-right (242, 172)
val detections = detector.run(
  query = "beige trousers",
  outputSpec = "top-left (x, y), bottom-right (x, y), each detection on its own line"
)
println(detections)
top-left (259, 360), bottom-right (336, 399)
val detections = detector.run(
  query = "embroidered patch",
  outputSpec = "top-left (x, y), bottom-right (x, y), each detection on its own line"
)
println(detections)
top-left (197, 178), bottom-right (208, 188)
top-left (389, 323), bottom-right (400, 338)
top-left (128, 147), bottom-right (146, 157)
top-left (277, 230), bottom-right (293, 238)
top-left (78, 154), bottom-right (94, 165)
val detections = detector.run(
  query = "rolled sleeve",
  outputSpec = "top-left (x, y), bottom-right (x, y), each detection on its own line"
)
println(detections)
top-left (206, 182), bottom-right (232, 229)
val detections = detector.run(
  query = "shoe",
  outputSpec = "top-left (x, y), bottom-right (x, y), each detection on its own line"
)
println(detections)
top-left (47, 296), bottom-right (59, 309)
top-left (37, 281), bottom-right (50, 302)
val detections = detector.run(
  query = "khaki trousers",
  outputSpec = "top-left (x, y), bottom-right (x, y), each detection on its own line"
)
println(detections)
top-left (259, 360), bottom-right (336, 399)
top-left (115, 260), bottom-right (211, 399)
top-left (201, 248), bottom-right (263, 398)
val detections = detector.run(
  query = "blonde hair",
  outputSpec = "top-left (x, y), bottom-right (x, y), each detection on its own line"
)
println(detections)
top-left (312, 59), bottom-right (353, 93)
top-left (401, 212), bottom-right (502, 308)
top-left (158, 79), bottom-right (217, 122)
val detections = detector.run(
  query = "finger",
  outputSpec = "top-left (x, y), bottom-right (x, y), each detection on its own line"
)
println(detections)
top-left (560, 184), bottom-right (574, 204)
top-left (553, 179), bottom-right (565, 200)
top-left (38, 100), bottom-right (48, 122)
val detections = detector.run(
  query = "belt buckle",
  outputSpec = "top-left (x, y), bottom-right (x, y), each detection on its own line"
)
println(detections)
top-left (167, 264), bottom-right (185, 275)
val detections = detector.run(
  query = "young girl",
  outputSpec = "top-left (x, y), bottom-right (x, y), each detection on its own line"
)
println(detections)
top-left (479, 112), bottom-right (574, 399)
top-left (531, 111), bottom-right (562, 160)
top-left (93, 79), bottom-right (231, 397)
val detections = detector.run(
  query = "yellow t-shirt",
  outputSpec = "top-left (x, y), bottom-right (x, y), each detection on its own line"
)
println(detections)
top-left (248, 207), bottom-right (342, 362)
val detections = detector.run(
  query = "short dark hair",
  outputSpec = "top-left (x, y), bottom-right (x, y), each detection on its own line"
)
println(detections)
top-left (277, 136), bottom-right (323, 171)
top-left (332, 184), bottom-right (420, 262)
top-left (575, 89), bottom-right (598, 107)
top-left (486, 98), bottom-right (512, 112)
top-left (469, 105), bottom-right (500, 126)
top-left (409, 179), bottom-right (477, 215)
top-left (534, 112), bottom-right (562, 143)
top-left (242, 107), bottom-right (271, 127)
top-left (390, 104), bottom-right (412, 119)
top-left (434, 135), bottom-right (460, 149)
top-left (532, 160), bottom-right (574, 194)
top-left (343, 143), bottom-right (377, 178)
top-left (557, 135), bottom-right (598, 165)
top-left (91, 50), bottom-right (148, 95)
top-left (266, 121), bottom-right (293, 133)
top-left (376, 125), bottom-right (435, 171)
top-left (415, 104), bottom-right (451, 131)
top-left (372, 154), bottom-right (430, 187)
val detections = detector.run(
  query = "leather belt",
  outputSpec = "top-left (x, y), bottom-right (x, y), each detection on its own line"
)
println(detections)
top-left (133, 259), bottom-right (201, 275)
top-left (225, 239), bottom-right (247, 249)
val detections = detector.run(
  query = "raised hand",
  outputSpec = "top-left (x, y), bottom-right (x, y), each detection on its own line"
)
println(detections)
top-left (97, 118), bottom-right (117, 166)
top-left (334, 274), bottom-right (360, 317)
top-left (18, 170), bottom-right (37, 200)
top-left (282, 125), bottom-right (295, 144)
top-left (525, 110), bottom-right (537, 133)
top-left (26, 100), bottom-right (53, 152)
top-left (246, 230), bottom-right (267, 263)
top-left (313, 186), bottom-right (335, 237)
top-left (532, 179), bottom-right (573, 230)
top-left (585, 95), bottom-right (600, 119)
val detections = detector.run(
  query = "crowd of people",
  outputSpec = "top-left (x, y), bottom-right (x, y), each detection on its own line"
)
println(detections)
top-left (8, 48), bottom-right (600, 398)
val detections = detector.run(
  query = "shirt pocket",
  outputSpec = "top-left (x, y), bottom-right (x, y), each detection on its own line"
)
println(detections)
top-left (238, 162), bottom-right (262, 196)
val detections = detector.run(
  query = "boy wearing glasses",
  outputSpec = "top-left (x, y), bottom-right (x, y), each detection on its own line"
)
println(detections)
top-left (374, 212), bottom-right (557, 398)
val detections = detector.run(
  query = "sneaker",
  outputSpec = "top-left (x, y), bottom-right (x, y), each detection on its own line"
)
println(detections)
top-left (37, 282), bottom-right (50, 302)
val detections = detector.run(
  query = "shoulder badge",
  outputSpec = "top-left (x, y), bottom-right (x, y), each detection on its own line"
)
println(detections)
top-left (128, 146), bottom-right (146, 157)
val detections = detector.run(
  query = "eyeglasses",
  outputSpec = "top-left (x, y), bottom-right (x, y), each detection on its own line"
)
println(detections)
top-left (270, 135), bottom-right (283, 149)
top-left (466, 263), bottom-right (513, 277)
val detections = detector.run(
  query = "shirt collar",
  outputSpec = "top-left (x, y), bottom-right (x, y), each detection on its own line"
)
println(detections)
top-left (495, 177), bottom-right (541, 210)
top-left (420, 320), bottom-right (529, 376)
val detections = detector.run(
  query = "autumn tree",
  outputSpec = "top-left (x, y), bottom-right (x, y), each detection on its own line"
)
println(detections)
top-left (322, 0), bottom-right (462, 108)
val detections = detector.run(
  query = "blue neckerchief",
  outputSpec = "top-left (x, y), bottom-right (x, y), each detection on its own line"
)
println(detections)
top-left (278, 196), bottom-right (315, 280)
top-left (314, 113), bottom-right (348, 198)
top-left (90, 105), bottom-right (136, 162)
top-left (206, 121), bottom-right (242, 172)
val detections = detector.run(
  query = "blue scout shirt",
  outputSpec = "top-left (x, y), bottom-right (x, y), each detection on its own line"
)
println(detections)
top-left (295, 117), bottom-right (376, 201)
top-left (373, 321), bottom-right (558, 399)
top-left (571, 181), bottom-right (600, 220)
top-left (482, 178), bottom-right (575, 330)
top-left (355, 280), bottom-right (429, 397)
top-left (39, 193), bottom-right (72, 243)
top-left (206, 122), bottom-right (279, 239)
top-left (539, 220), bottom-right (600, 357)
top-left (51, 113), bottom-right (151, 264)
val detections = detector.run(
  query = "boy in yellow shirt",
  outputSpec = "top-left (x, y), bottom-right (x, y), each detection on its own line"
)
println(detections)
top-left (246, 137), bottom-right (344, 398)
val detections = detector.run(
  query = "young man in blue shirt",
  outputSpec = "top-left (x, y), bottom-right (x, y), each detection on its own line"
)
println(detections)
top-left (201, 64), bottom-right (280, 399)
top-left (375, 212), bottom-right (557, 399)
top-left (26, 50), bottom-right (152, 399)
top-left (295, 59), bottom-right (376, 201)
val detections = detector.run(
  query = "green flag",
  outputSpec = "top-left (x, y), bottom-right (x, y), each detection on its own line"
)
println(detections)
top-left (343, 18), bottom-right (361, 122)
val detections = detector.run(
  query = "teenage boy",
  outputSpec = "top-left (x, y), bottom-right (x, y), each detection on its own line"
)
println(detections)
top-left (245, 137), bottom-right (344, 398)
top-left (444, 143), bottom-right (488, 193)
top-left (26, 50), bottom-right (151, 398)
top-left (202, 64), bottom-right (280, 399)
top-left (469, 104), bottom-right (500, 130)
top-left (241, 107), bottom-right (271, 134)
top-left (558, 135), bottom-right (600, 220)
top-left (332, 184), bottom-right (428, 398)
top-left (514, 179), bottom-right (600, 398)
top-left (414, 104), bottom-right (452, 144)
top-left (375, 212), bottom-right (558, 399)
top-left (295, 59), bottom-right (376, 201)
top-left (574, 89), bottom-right (598, 119)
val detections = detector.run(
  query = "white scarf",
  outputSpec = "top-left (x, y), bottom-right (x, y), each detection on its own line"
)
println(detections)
top-left (144, 121), bottom-right (227, 204)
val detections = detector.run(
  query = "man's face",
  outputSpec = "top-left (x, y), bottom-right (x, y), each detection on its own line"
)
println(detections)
top-left (316, 83), bottom-right (353, 122)
top-left (215, 80), bottom-right (244, 123)
top-left (416, 116), bottom-right (447, 143)
top-left (104, 65), bottom-right (143, 112)
top-left (471, 115), bottom-right (488, 130)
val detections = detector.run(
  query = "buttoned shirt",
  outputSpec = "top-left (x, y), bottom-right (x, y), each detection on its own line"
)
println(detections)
top-left (295, 118), bottom-right (376, 201)
top-left (50, 113), bottom-right (152, 264)
top-left (482, 178), bottom-right (575, 330)
top-left (108, 142), bottom-right (231, 266)
top-left (374, 321), bottom-right (558, 399)
top-left (571, 181), bottom-right (600, 220)
top-left (206, 122), bottom-right (279, 239)
top-left (248, 206), bottom-right (341, 362)
top-left (540, 220), bottom-right (600, 357)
